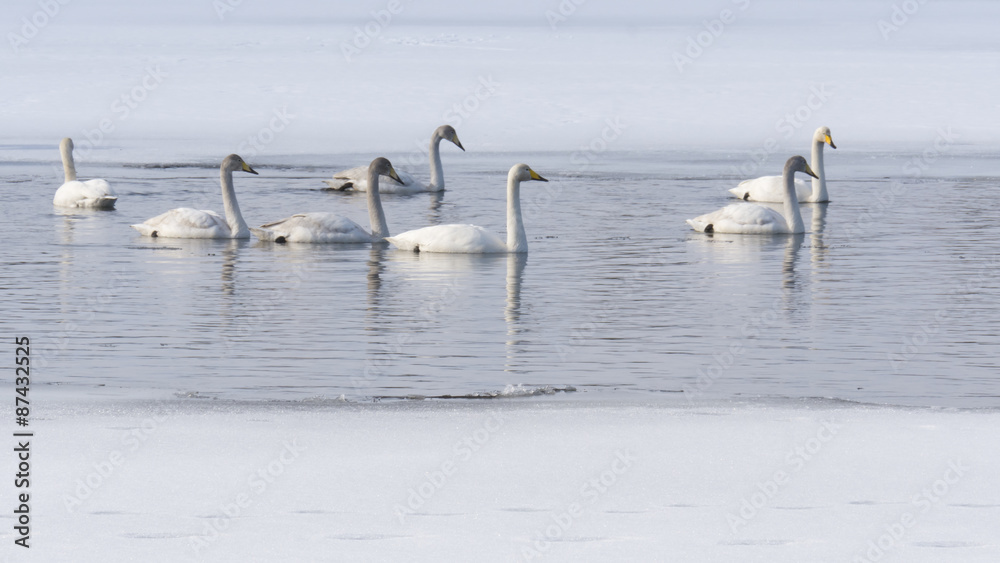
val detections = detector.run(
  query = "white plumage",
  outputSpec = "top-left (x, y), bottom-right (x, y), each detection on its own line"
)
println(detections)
top-left (253, 213), bottom-right (375, 244)
top-left (253, 158), bottom-right (401, 244)
top-left (688, 156), bottom-right (817, 235)
top-left (388, 224), bottom-right (509, 253)
top-left (53, 138), bottom-right (117, 209)
top-left (387, 164), bottom-right (547, 254)
top-left (323, 125), bottom-right (464, 194)
top-left (130, 154), bottom-right (258, 239)
top-left (730, 126), bottom-right (836, 203)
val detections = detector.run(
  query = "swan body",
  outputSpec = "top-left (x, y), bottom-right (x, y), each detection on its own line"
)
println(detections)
top-left (253, 158), bottom-right (401, 243)
top-left (732, 176), bottom-right (812, 202)
top-left (388, 164), bottom-right (547, 253)
top-left (323, 125), bottom-right (463, 193)
top-left (53, 138), bottom-right (117, 209)
top-left (130, 154), bottom-right (257, 239)
top-left (688, 156), bottom-right (817, 235)
top-left (730, 127), bottom-right (835, 203)
top-left (387, 224), bottom-right (509, 253)
top-left (253, 213), bottom-right (374, 244)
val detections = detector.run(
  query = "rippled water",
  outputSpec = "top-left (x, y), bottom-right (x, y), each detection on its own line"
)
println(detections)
top-left (3, 148), bottom-right (998, 406)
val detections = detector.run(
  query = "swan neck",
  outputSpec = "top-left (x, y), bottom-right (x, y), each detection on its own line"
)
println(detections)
top-left (61, 141), bottom-right (77, 182)
top-left (220, 168), bottom-right (249, 238)
top-left (367, 167), bottom-right (390, 240)
top-left (783, 167), bottom-right (805, 234)
top-left (428, 134), bottom-right (445, 190)
top-left (506, 172), bottom-right (527, 252)
top-left (811, 139), bottom-right (827, 202)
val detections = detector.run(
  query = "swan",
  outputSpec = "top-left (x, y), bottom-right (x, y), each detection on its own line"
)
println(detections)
top-left (323, 125), bottom-right (464, 194)
top-left (252, 158), bottom-right (402, 243)
top-left (730, 126), bottom-right (835, 202)
top-left (387, 163), bottom-right (547, 253)
top-left (130, 154), bottom-right (258, 239)
top-left (53, 137), bottom-right (117, 209)
top-left (688, 156), bottom-right (817, 235)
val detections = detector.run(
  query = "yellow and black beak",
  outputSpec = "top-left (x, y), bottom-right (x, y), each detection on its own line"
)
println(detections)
top-left (388, 166), bottom-right (404, 185)
top-left (451, 134), bottom-right (465, 151)
top-left (825, 134), bottom-right (836, 149)
top-left (804, 163), bottom-right (819, 179)
top-left (528, 168), bottom-right (548, 182)
top-left (242, 161), bottom-right (258, 175)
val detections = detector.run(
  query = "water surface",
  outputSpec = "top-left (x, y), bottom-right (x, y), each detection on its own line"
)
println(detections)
top-left (2, 149), bottom-right (998, 406)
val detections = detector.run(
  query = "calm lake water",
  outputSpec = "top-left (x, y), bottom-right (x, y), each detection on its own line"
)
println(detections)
top-left (2, 148), bottom-right (998, 407)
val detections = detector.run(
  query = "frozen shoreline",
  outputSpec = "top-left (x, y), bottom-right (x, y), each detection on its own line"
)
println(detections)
top-left (4, 396), bottom-right (998, 561)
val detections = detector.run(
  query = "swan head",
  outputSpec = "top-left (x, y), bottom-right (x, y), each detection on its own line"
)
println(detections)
top-left (509, 163), bottom-right (548, 183)
top-left (814, 126), bottom-right (836, 149)
top-left (61, 137), bottom-right (74, 152)
top-left (785, 155), bottom-right (818, 179)
top-left (223, 154), bottom-right (258, 175)
top-left (436, 125), bottom-right (465, 151)
top-left (370, 157), bottom-right (403, 185)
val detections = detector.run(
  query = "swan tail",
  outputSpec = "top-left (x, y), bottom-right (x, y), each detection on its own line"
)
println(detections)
top-left (251, 227), bottom-right (286, 242)
top-left (91, 196), bottom-right (118, 209)
top-left (130, 223), bottom-right (157, 237)
top-left (322, 179), bottom-right (353, 191)
top-left (686, 219), bottom-right (710, 232)
top-left (66, 196), bottom-right (117, 209)
top-left (385, 236), bottom-right (417, 251)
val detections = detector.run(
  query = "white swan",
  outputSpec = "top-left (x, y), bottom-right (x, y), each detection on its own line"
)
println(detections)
top-left (730, 126), bottom-right (836, 202)
top-left (130, 154), bottom-right (258, 239)
top-left (53, 138), bottom-right (117, 209)
top-left (323, 125), bottom-right (464, 194)
top-left (252, 158), bottom-right (402, 243)
top-left (387, 164), bottom-right (547, 253)
top-left (688, 156), bottom-right (817, 235)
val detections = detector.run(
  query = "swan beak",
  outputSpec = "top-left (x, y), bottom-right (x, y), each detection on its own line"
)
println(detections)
top-left (825, 134), bottom-right (837, 149)
top-left (387, 166), bottom-right (404, 185)
top-left (242, 162), bottom-right (259, 175)
top-left (451, 134), bottom-right (465, 151)
top-left (528, 169), bottom-right (548, 182)
top-left (803, 163), bottom-right (819, 179)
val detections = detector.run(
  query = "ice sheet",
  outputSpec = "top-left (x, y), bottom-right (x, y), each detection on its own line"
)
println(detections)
top-left (4, 397), bottom-right (998, 562)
